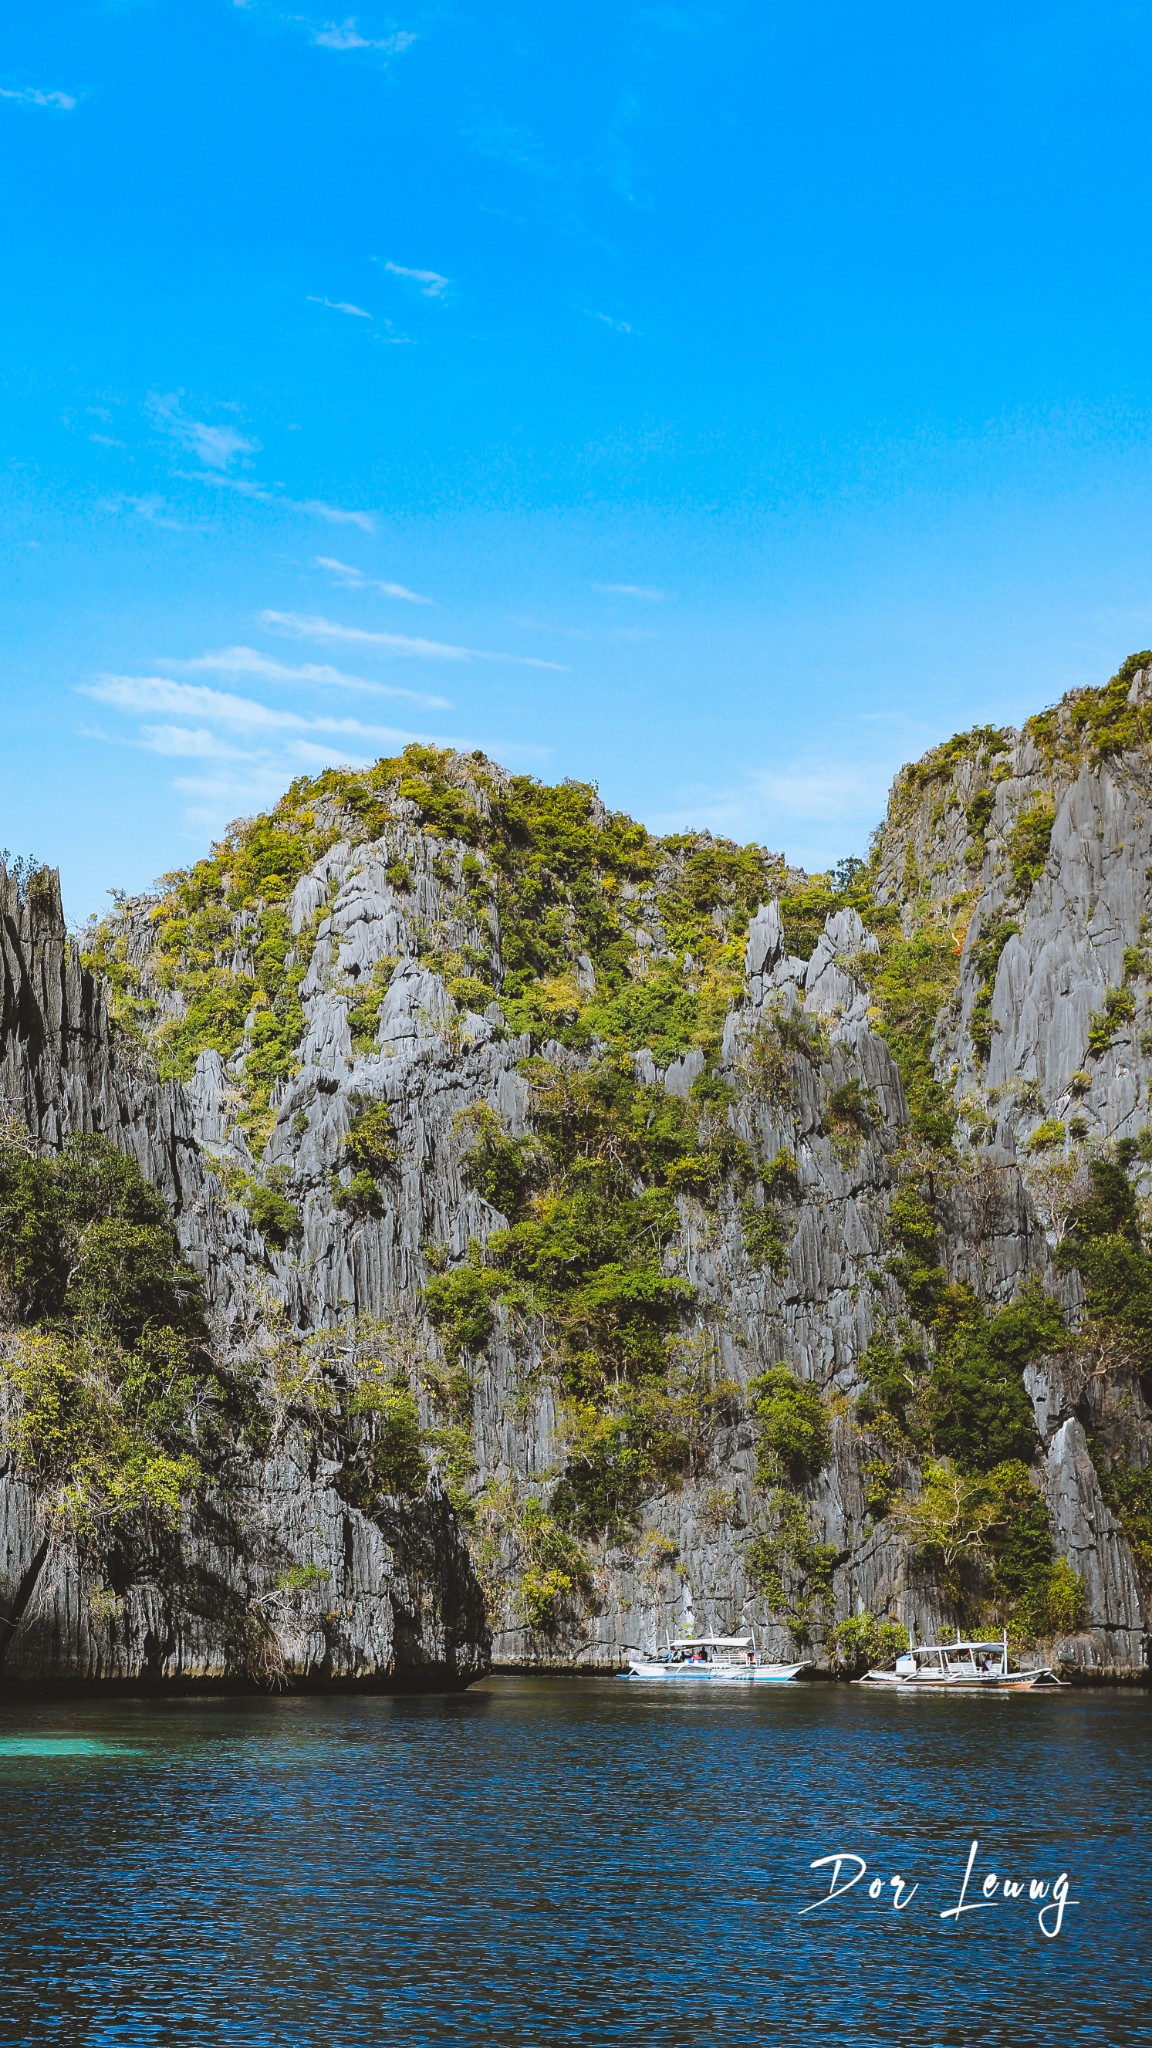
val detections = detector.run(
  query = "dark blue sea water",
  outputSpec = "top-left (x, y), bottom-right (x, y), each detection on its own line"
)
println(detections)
top-left (0, 1677), bottom-right (1147, 2047)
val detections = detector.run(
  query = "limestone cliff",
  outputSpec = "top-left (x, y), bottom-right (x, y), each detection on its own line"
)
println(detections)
top-left (0, 865), bottom-right (489, 1689)
top-left (8, 660), bottom-right (1152, 1684)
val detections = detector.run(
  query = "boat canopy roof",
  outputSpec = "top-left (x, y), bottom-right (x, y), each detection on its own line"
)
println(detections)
top-left (673, 1635), bottom-right (752, 1648)
top-left (912, 1640), bottom-right (1005, 1654)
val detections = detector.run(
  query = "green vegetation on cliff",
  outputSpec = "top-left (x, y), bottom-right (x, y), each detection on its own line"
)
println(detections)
top-left (0, 1131), bottom-right (211, 1548)
top-left (430, 1056), bottom-right (746, 1541)
top-left (68, 655), bottom-right (1152, 1660)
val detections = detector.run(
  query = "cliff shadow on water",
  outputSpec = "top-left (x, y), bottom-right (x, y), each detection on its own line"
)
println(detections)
top-left (5, 657), bottom-right (1152, 1688)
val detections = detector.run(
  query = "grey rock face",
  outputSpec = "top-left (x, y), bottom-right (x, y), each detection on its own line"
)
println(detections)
top-left (0, 1442), bottom-right (486, 1691)
top-left (0, 866), bottom-right (490, 1690)
top-left (91, 785), bottom-right (1141, 1678)
top-left (14, 695), bottom-right (1152, 1683)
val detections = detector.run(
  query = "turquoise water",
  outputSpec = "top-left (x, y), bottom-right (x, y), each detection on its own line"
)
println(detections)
top-left (0, 1677), bottom-right (1147, 2046)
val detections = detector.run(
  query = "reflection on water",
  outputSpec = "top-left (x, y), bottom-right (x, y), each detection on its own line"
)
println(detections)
top-left (0, 1677), bottom-right (1147, 2046)
top-left (0, 1737), bottom-right (137, 1756)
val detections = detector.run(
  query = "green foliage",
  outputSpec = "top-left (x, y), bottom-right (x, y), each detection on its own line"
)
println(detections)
top-left (870, 1176), bottom-right (1063, 1473)
top-left (330, 1095), bottom-right (398, 1219)
top-left (211, 1161), bottom-right (300, 1249)
top-left (346, 957), bottom-right (397, 1052)
top-left (1025, 1120), bottom-right (1066, 1152)
top-left (1024, 651), bottom-right (1152, 764)
top-left (424, 1265), bottom-right (501, 1365)
top-left (1006, 796), bottom-right (1056, 894)
top-left (884, 1180), bottom-right (947, 1320)
top-left (896, 1458), bottom-right (1004, 1598)
top-left (896, 1455), bottom-right (1080, 1631)
top-left (443, 1061), bottom-right (719, 1450)
top-left (1056, 1159), bottom-right (1152, 1368)
top-left (331, 1170), bottom-right (385, 1220)
top-left (965, 787), bottom-right (995, 840)
top-left (551, 1345), bottom-right (739, 1540)
top-left (89, 748), bottom-right (793, 1129)
top-left (734, 1023), bottom-right (796, 1110)
top-left (929, 1300), bottom-right (1054, 1469)
top-left (342, 1095), bottom-right (398, 1178)
top-left (341, 1370), bottom-right (427, 1502)
top-left (0, 1131), bottom-right (205, 1341)
top-left (745, 1491), bottom-right (839, 1631)
top-left (856, 1331), bottom-right (923, 1432)
top-left (1026, 1555), bottom-right (1088, 1635)
top-left (825, 1077), bottom-right (877, 1161)
top-left (773, 1002), bottom-right (827, 1062)
top-left (866, 925), bottom-right (960, 1148)
top-left (0, 1131), bottom-right (213, 1554)
top-left (749, 1366), bottom-right (830, 1483)
top-left (891, 725), bottom-right (1011, 811)
top-left (760, 1146), bottom-right (800, 1199)
top-left (278, 1564), bottom-right (331, 1595)
top-left (159, 977), bottom-right (257, 1082)
top-left (739, 1196), bottom-right (789, 1276)
top-left (245, 1179), bottom-right (301, 1249)
top-left (82, 782), bottom-right (342, 1137)
top-left (777, 876), bottom-right (844, 961)
top-left (862, 1456), bottom-right (898, 1519)
top-left (515, 1495), bottom-right (594, 1629)
top-left (456, 1102), bottom-right (540, 1216)
top-left (2, 1326), bottom-right (201, 1549)
top-left (833, 1611), bottom-right (909, 1676)
top-left (1087, 985), bottom-right (1136, 1055)
top-left (969, 918), bottom-right (1018, 1062)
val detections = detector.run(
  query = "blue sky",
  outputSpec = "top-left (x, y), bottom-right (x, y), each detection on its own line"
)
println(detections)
top-left (4, 1), bottom-right (1152, 919)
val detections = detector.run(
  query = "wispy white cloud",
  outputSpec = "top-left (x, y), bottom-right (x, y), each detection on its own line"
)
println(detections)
top-left (317, 556), bottom-right (434, 604)
top-left (172, 763), bottom-right (315, 834)
top-left (148, 393), bottom-right (259, 471)
top-left (508, 615), bottom-right (657, 645)
top-left (312, 20), bottom-right (416, 52)
top-left (87, 675), bottom-right (302, 733)
top-left (98, 493), bottom-right (192, 532)
top-left (466, 120), bottom-right (554, 180)
top-left (0, 84), bottom-right (75, 111)
top-left (177, 469), bottom-right (375, 533)
top-left (89, 432), bottom-right (125, 448)
top-left (587, 310), bottom-right (633, 335)
top-left (83, 674), bottom-right (434, 746)
top-left (650, 747), bottom-right (902, 871)
top-left (383, 260), bottom-right (450, 299)
top-left (295, 497), bottom-right (374, 532)
top-left (80, 663), bottom-right (548, 840)
top-left (307, 295), bottom-right (372, 318)
top-left (172, 644), bottom-right (451, 707)
top-left (139, 725), bottom-right (251, 760)
top-left (593, 582), bottom-right (666, 601)
top-left (263, 610), bottom-right (567, 670)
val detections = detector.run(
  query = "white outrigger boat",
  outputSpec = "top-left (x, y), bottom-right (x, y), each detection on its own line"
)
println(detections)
top-left (857, 1629), bottom-right (1066, 1692)
top-left (627, 1633), bottom-right (811, 1683)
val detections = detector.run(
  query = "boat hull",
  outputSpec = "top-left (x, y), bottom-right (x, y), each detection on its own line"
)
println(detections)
top-left (627, 1660), bottom-right (810, 1683)
top-left (856, 1670), bottom-right (1060, 1692)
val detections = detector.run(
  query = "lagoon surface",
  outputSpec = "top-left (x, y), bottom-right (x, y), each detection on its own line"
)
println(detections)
top-left (0, 1678), bottom-right (1148, 2047)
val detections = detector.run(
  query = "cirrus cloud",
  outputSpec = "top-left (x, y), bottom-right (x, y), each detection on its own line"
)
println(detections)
top-left (0, 84), bottom-right (75, 111)
top-left (262, 611), bottom-right (566, 669)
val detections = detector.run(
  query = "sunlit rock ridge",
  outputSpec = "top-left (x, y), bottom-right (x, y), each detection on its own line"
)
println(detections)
top-left (8, 651), bottom-right (1152, 1684)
